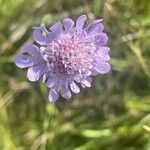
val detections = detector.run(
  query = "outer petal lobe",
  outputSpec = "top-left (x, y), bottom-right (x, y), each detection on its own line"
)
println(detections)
top-left (33, 26), bottom-right (52, 45)
top-left (15, 54), bottom-right (34, 68)
top-left (22, 44), bottom-right (41, 58)
top-left (94, 62), bottom-right (110, 74)
top-left (49, 89), bottom-right (59, 103)
top-left (70, 81), bottom-right (80, 93)
top-left (63, 18), bottom-right (74, 32)
top-left (27, 66), bottom-right (45, 81)
top-left (76, 15), bottom-right (87, 33)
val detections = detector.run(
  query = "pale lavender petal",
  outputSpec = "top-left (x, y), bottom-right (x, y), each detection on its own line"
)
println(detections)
top-left (27, 66), bottom-right (44, 81)
top-left (94, 62), bottom-right (110, 74)
top-left (43, 73), bottom-right (49, 83)
top-left (76, 15), bottom-right (87, 33)
top-left (85, 22), bottom-right (104, 34)
top-left (84, 34), bottom-right (95, 42)
top-left (61, 87), bottom-right (71, 99)
top-left (70, 81), bottom-right (80, 93)
top-left (49, 89), bottom-right (59, 103)
top-left (81, 79), bottom-right (91, 87)
top-left (97, 47), bottom-right (110, 61)
top-left (86, 76), bottom-right (92, 83)
top-left (15, 54), bottom-right (34, 68)
top-left (63, 18), bottom-right (74, 32)
top-left (96, 33), bottom-right (108, 46)
top-left (50, 22), bottom-right (62, 37)
top-left (85, 70), bottom-right (92, 76)
top-left (22, 44), bottom-right (41, 58)
top-left (91, 69), bottom-right (99, 76)
top-left (33, 26), bottom-right (52, 45)
top-left (46, 77), bottom-right (55, 88)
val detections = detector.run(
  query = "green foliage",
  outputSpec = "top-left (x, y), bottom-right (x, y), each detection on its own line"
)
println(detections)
top-left (0, 0), bottom-right (150, 149)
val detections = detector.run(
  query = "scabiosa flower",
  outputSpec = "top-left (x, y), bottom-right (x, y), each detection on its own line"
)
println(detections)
top-left (15, 15), bottom-right (110, 102)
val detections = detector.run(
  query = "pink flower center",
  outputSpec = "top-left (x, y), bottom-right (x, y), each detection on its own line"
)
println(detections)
top-left (49, 35), bottom-right (94, 75)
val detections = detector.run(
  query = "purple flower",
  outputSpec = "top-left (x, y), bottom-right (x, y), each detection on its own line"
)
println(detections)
top-left (15, 15), bottom-right (110, 102)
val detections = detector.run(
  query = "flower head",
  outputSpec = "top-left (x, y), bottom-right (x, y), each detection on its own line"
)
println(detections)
top-left (15, 15), bottom-right (110, 102)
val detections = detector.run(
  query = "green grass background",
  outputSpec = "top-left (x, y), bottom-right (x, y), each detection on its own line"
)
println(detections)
top-left (0, 0), bottom-right (150, 149)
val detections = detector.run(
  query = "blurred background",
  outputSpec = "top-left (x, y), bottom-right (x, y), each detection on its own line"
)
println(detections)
top-left (0, 0), bottom-right (150, 149)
